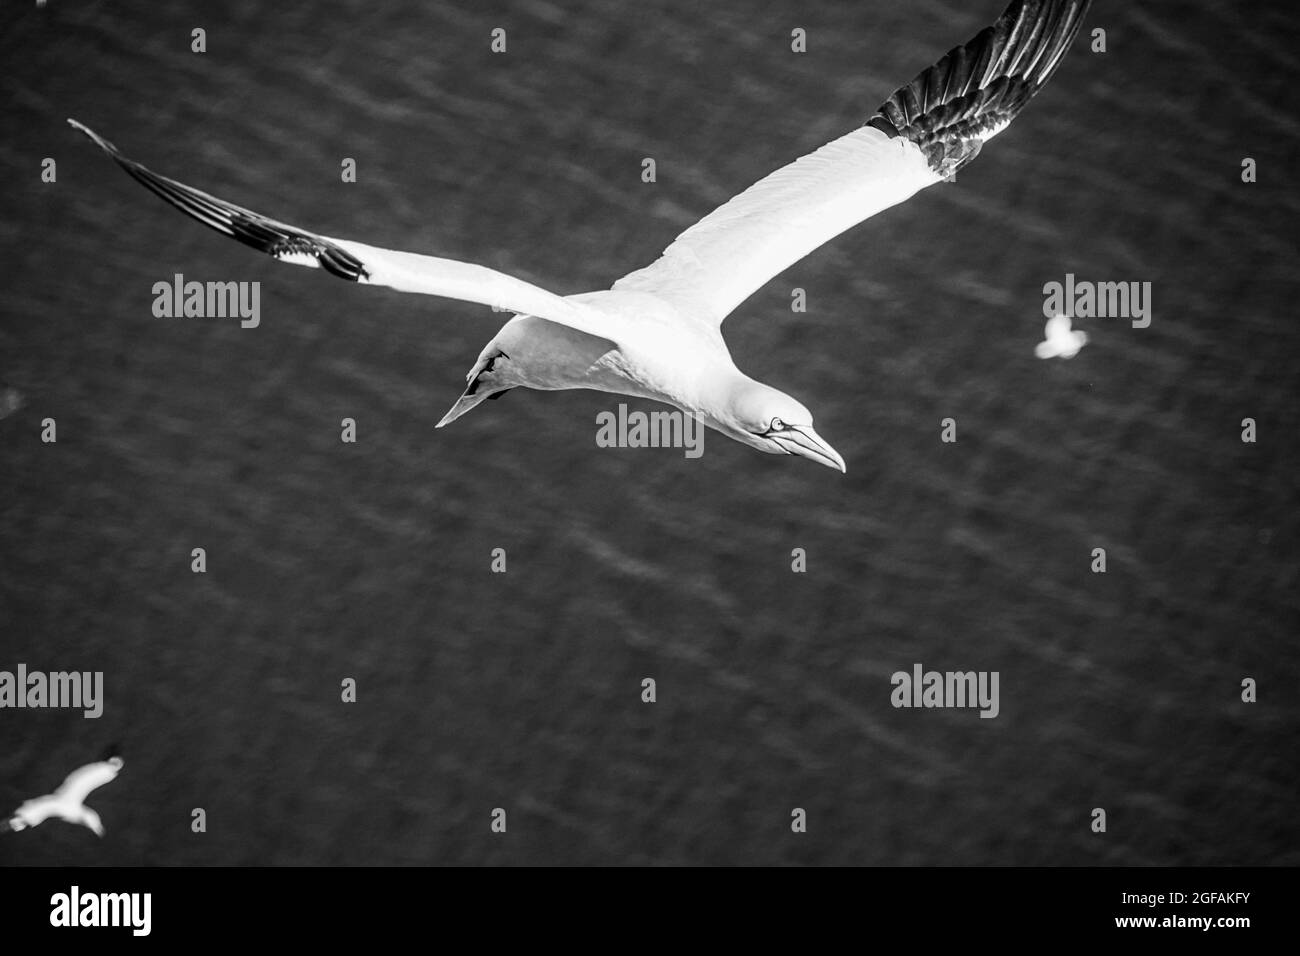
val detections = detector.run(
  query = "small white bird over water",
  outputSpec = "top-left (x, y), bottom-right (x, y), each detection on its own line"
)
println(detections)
top-left (4, 756), bottom-right (123, 837)
top-left (70, 0), bottom-right (1091, 473)
top-left (1035, 314), bottom-right (1088, 359)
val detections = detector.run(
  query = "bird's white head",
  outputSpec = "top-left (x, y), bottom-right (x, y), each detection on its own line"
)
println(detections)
top-left (711, 379), bottom-right (846, 473)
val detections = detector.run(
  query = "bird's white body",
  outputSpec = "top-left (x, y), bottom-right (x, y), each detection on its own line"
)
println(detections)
top-left (1035, 314), bottom-right (1088, 359)
top-left (448, 290), bottom-right (732, 419)
top-left (438, 129), bottom-right (938, 448)
top-left (7, 756), bottom-right (123, 837)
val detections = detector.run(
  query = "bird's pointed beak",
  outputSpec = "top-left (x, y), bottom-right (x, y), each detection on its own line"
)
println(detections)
top-left (774, 425), bottom-right (847, 473)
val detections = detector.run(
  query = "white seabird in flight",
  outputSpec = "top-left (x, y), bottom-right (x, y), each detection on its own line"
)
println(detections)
top-left (70, 0), bottom-right (1091, 473)
top-left (1035, 313), bottom-right (1088, 359)
top-left (4, 756), bottom-right (124, 837)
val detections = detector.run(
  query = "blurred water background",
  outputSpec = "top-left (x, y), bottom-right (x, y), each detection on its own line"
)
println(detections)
top-left (0, 0), bottom-right (1296, 865)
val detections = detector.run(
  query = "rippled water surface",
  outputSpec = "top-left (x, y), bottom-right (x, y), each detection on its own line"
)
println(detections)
top-left (1, 0), bottom-right (1297, 865)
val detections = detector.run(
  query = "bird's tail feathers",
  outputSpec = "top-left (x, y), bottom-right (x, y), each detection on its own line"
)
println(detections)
top-left (436, 349), bottom-right (513, 428)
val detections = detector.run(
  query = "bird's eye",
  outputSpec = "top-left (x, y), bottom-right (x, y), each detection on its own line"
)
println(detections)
top-left (770, 418), bottom-right (785, 431)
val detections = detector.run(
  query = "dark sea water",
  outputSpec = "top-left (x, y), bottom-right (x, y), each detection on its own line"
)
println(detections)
top-left (1, 1), bottom-right (1296, 865)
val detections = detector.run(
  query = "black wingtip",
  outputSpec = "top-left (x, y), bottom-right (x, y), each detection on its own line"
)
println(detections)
top-left (70, 119), bottom-right (371, 283)
top-left (869, 0), bottom-right (1092, 177)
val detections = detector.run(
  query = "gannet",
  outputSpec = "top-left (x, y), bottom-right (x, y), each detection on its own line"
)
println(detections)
top-left (4, 756), bottom-right (123, 837)
top-left (69, 0), bottom-right (1091, 472)
top-left (1034, 313), bottom-right (1088, 359)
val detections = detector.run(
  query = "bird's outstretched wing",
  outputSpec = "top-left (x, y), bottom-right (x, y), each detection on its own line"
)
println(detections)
top-left (68, 120), bottom-right (611, 341)
top-left (614, 0), bottom-right (1091, 326)
top-left (54, 759), bottom-right (121, 805)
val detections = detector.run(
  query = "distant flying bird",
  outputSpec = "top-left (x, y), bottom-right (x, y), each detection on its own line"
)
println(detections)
top-left (70, 0), bottom-right (1091, 473)
top-left (4, 756), bottom-right (123, 837)
top-left (1034, 313), bottom-right (1088, 359)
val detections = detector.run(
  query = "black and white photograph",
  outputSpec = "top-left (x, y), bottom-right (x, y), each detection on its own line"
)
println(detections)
top-left (0, 0), bottom-right (1295, 932)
